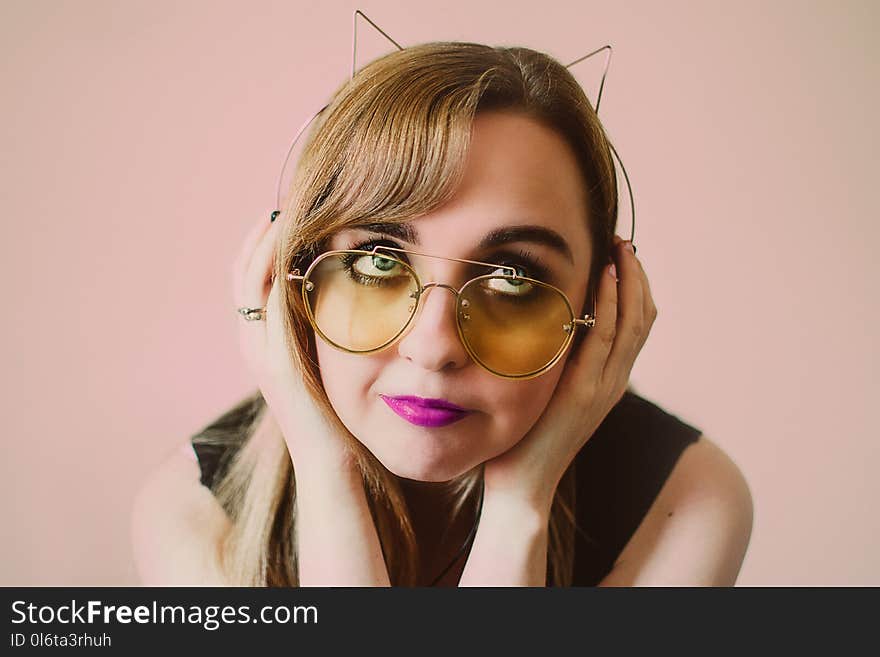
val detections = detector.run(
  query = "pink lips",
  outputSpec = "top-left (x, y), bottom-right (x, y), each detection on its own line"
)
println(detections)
top-left (379, 395), bottom-right (472, 428)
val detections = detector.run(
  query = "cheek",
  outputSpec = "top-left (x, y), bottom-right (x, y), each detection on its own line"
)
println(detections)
top-left (314, 341), bottom-right (372, 422)
top-left (314, 341), bottom-right (399, 449)
top-left (481, 369), bottom-right (565, 456)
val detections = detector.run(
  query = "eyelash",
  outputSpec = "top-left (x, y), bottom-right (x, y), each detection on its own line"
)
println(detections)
top-left (341, 237), bottom-right (550, 281)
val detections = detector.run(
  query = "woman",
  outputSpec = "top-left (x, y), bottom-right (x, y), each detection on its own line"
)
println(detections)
top-left (131, 42), bottom-right (753, 586)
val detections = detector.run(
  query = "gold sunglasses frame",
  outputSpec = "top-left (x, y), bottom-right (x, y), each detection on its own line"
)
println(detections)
top-left (286, 244), bottom-right (596, 380)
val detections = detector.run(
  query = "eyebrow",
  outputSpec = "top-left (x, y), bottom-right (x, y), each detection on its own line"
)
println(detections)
top-left (350, 221), bottom-right (574, 265)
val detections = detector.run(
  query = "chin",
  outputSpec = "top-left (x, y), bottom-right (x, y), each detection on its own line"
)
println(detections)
top-left (379, 455), bottom-right (474, 483)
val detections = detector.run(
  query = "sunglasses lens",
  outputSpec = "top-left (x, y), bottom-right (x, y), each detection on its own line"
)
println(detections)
top-left (458, 276), bottom-right (574, 377)
top-left (304, 251), bottom-right (420, 352)
top-left (301, 253), bottom-right (573, 377)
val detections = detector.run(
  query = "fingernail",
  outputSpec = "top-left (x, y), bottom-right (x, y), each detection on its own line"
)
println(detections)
top-left (623, 241), bottom-right (634, 254)
top-left (270, 210), bottom-right (280, 223)
top-left (608, 263), bottom-right (617, 279)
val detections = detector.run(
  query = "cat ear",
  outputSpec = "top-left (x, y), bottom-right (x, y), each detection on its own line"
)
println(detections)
top-left (273, 11), bottom-right (404, 214)
top-left (566, 44), bottom-right (636, 249)
top-left (565, 45), bottom-right (613, 114)
top-left (351, 9), bottom-right (404, 80)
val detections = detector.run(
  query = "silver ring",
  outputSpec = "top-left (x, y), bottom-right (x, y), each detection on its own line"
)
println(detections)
top-left (237, 306), bottom-right (266, 321)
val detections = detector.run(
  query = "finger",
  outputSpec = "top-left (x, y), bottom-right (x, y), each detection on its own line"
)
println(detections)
top-left (616, 234), bottom-right (656, 332)
top-left (233, 214), bottom-right (274, 277)
top-left (603, 239), bottom-right (645, 385)
top-left (245, 217), bottom-right (284, 304)
top-left (631, 252), bottom-right (658, 336)
top-left (574, 249), bottom-right (619, 388)
top-left (236, 217), bottom-right (284, 307)
top-left (232, 214), bottom-right (275, 303)
top-left (264, 277), bottom-right (282, 337)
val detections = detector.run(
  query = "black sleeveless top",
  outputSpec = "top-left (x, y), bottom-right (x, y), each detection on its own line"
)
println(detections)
top-left (190, 388), bottom-right (702, 586)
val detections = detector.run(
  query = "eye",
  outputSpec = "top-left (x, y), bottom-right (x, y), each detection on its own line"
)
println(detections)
top-left (340, 238), bottom-right (409, 287)
top-left (353, 252), bottom-right (400, 277)
top-left (479, 248), bottom-right (550, 296)
top-left (485, 263), bottom-right (535, 297)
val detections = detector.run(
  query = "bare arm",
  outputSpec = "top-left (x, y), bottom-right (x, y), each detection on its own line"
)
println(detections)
top-left (458, 490), bottom-right (550, 587)
top-left (290, 443), bottom-right (391, 587)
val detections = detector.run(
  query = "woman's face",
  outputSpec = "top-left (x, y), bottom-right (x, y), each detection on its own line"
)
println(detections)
top-left (316, 110), bottom-right (593, 482)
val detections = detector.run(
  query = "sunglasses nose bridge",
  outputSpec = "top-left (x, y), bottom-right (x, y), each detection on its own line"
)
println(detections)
top-left (408, 281), bottom-right (476, 330)
top-left (410, 282), bottom-right (462, 315)
top-left (419, 282), bottom-right (460, 297)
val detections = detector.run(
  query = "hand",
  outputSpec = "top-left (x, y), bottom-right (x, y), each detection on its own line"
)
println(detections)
top-left (482, 235), bottom-right (658, 511)
top-left (232, 215), bottom-right (352, 467)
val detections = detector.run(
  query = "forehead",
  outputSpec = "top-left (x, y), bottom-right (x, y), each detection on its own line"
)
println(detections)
top-left (335, 110), bottom-right (591, 262)
top-left (457, 110), bottom-right (588, 219)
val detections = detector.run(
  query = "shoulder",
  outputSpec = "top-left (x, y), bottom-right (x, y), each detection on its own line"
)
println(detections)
top-left (661, 435), bottom-right (753, 514)
top-left (599, 433), bottom-right (754, 586)
top-left (129, 439), bottom-right (232, 586)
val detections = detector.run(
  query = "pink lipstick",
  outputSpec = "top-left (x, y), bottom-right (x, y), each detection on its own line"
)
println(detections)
top-left (379, 395), bottom-right (472, 428)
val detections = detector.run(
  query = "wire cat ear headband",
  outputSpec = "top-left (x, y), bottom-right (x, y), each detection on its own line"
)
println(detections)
top-left (272, 11), bottom-right (635, 231)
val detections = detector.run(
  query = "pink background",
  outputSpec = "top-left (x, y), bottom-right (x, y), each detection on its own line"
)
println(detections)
top-left (2, 0), bottom-right (877, 585)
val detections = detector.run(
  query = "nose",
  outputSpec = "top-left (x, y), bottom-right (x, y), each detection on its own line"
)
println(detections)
top-left (396, 283), bottom-right (471, 372)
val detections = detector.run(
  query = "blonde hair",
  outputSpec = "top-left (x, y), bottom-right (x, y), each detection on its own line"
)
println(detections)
top-left (203, 41), bottom-right (624, 586)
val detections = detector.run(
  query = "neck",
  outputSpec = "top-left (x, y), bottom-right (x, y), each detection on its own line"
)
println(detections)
top-left (397, 477), bottom-right (458, 531)
top-left (395, 474), bottom-right (483, 585)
